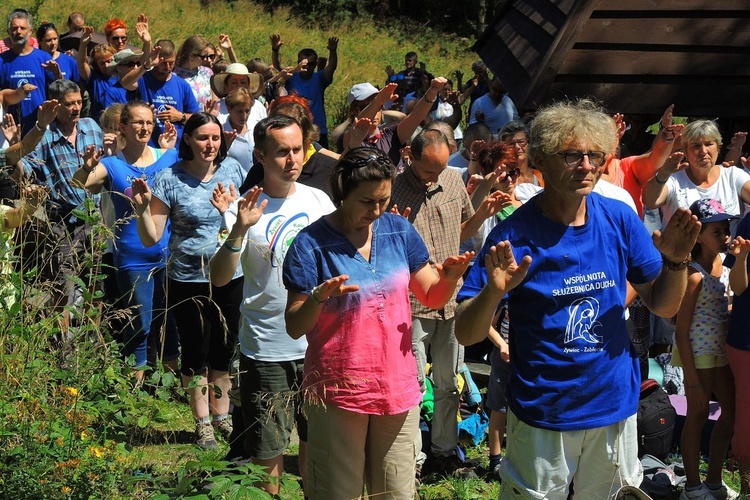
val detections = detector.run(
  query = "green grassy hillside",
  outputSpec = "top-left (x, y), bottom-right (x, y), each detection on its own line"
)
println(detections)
top-left (25, 0), bottom-right (477, 131)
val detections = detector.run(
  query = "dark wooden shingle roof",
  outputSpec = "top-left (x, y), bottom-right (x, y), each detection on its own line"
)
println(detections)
top-left (474, 0), bottom-right (750, 117)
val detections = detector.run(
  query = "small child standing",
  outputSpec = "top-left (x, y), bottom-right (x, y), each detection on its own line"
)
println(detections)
top-left (672, 199), bottom-right (738, 500)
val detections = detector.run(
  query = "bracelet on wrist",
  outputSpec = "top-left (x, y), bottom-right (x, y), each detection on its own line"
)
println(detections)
top-left (424, 94), bottom-right (437, 104)
top-left (82, 163), bottom-right (96, 174)
top-left (662, 254), bottom-right (691, 271)
top-left (653, 172), bottom-right (669, 185)
top-left (34, 122), bottom-right (47, 132)
top-left (223, 240), bottom-right (242, 253)
top-left (660, 130), bottom-right (675, 142)
top-left (310, 286), bottom-right (329, 305)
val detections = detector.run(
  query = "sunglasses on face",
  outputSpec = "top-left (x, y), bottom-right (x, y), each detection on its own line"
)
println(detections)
top-left (500, 168), bottom-right (521, 180)
top-left (200, 53), bottom-right (216, 60)
top-left (120, 61), bottom-right (140, 68)
top-left (110, 36), bottom-right (127, 42)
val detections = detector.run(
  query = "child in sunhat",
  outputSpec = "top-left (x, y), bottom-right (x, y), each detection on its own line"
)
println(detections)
top-left (673, 198), bottom-right (739, 500)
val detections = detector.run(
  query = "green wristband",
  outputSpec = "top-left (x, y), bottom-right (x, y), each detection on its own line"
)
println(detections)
top-left (223, 241), bottom-right (242, 253)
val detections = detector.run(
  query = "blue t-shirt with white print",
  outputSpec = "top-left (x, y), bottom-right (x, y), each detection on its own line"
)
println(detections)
top-left (458, 192), bottom-right (662, 431)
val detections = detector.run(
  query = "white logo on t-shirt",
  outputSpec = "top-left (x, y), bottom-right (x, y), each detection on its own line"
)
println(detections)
top-left (564, 297), bottom-right (603, 344)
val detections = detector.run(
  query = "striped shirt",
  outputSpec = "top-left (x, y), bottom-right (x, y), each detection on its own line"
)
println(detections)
top-left (390, 164), bottom-right (474, 319)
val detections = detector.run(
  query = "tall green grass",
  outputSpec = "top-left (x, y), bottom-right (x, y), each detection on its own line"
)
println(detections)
top-left (27, 0), bottom-right (477, 131)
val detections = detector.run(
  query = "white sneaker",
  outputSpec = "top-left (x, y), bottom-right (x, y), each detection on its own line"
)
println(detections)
top-left (681, 484), bottom-right (717, 500)
top-left (705, 482), bottom-right (740, 500)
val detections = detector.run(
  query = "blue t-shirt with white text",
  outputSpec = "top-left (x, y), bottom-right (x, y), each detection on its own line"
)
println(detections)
top-left (458, 193), bottom-right (662, 431)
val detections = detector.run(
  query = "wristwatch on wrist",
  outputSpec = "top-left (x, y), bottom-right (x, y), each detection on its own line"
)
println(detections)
top-left (179, 113), bottom-right (187, 125)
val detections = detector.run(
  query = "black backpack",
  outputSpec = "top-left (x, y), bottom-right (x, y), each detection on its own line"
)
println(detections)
top-left (637, 379), bottom-right (676, 459)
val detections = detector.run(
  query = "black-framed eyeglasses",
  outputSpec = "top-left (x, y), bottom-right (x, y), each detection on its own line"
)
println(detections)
top-left (200, 53), bottom-right (216, 60)
top-left (120, 60), bottom-right (140, 68)
top-left (110, 35), bottom-right (127, 42)
top-left (555, 151), bottom-right (606, 168)
top-left (508, 139), bottom-right (528, 147)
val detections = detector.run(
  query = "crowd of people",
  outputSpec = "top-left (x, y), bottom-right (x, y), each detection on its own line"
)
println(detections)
top-left (2, 6), bottom-right (750, 500)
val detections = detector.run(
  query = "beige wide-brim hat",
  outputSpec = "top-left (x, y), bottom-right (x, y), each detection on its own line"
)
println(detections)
top-left (211, 63), bottom-right (261, 97)
top-left (107, 49), bottom-right (143, 75)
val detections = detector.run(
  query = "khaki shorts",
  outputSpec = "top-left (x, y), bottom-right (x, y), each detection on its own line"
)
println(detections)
top-left (499, 411), bottom-right (642, 499)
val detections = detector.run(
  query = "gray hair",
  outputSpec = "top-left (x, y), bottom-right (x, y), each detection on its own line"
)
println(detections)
top-left (683, 120), bottom-right (723, 148)
top-left (529, 99), bottom-right (617, 158)
top-left (7, 9), bottom-right (32, 30)
top-left (48, 79), bottom-right (81, 101)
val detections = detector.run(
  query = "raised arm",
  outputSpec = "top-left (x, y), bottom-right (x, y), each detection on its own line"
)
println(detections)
top-left (632, 208), bottom-right (700, 317)
top-left (729, 236), bottom-right (750, 295)
top-left (396, 76), bottom-right (446, 145)
top-left (76, 26), bottom-right (94, 82)
top-left (120, 46), bottom-right (159, 90)
top-left (218, 34), bottom-right (238, 64)
top-left (209, 186), bottom-right (267, 286)
top-left (134, 14), bottom-right (152, 67)
top-left (630, 105), bottom-right (684, 186)
top-left (642, 152), bottom-right (688, 209)
top-left (72, 145), bottom-right (108, 193)
top-left (409, 252), bottom-right (474, 309)
top-left (441, 89), bottom-right (463, 130)
top-left (455, 242), bottom-right (532, 346)
top-left (4, 100), bottom-right (59, 168)
top-left (132, 178), bottom-right (170, 247)
top-left (323, 36), bottom-right (338, 81)
top-left (2, 83), bottom-right (37, 107)
top-left (724, 131), bottom-right (747, 167)
top-left (270, 33), bottom-right (283, 71)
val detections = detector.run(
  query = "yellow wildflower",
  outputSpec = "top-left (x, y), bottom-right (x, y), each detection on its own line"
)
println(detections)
top-left (89, 446), bottom-right (104, 458)
top-left (80, 430), bottom-right (88, 441)
top-left (61, 486), bottom-right (71, 494)
top-left (63, 387), bottom-right (78, 397)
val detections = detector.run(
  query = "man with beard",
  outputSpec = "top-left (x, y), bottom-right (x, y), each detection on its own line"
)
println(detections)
top-left (0, 9), bottom-right (53, 133)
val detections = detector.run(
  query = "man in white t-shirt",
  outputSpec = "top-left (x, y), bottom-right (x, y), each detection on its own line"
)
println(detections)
top-left (209, 115), bottom-right (334, 496)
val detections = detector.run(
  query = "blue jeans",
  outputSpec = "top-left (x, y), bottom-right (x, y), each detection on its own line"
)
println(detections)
top-left (116, 267), bottom-right (179, 369)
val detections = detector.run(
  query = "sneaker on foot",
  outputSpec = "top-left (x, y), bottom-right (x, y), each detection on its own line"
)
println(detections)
top-left (492, 458), bottom-right (503, 480)
top-left (212, 417), bottom-right (233, 439)
top-left (681, 483), bottom-right (717, 500)
top-left (196, 422), bottom-right (218, 450)
top-left (705, 482), bottom-right (740, 500)
top-left (429, 453), bottom-right (478, 479)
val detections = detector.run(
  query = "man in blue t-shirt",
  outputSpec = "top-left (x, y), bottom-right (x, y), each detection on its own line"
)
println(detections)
top-left (0, 9), bottom-right (54, 134)
top-left (455, 99), bottom-right (699, 499)
top-left (271, 34), bottom-right (338, 148)
top-left (139, 40), bottom-right (199, 147)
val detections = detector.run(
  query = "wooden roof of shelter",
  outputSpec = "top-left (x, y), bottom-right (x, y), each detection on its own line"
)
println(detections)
top-left (473, 0), bottom-right (750, 118)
